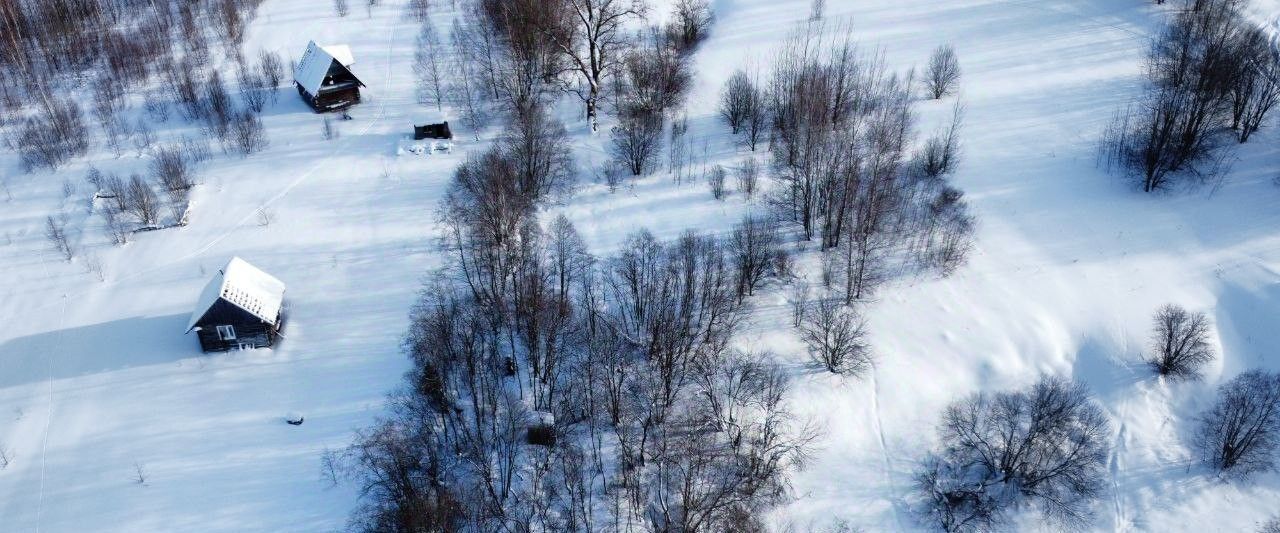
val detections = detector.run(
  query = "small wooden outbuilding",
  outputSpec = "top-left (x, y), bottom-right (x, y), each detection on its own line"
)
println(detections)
top-left (294, 41), bottom-right (365, 112)
top-left (413, 121), bottom-right (452, 140)
top-left (186, 257), bottom-right (286, 352)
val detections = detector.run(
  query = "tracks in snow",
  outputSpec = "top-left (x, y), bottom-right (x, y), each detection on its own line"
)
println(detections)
top-left (868, 361), bottom-right (905, 532)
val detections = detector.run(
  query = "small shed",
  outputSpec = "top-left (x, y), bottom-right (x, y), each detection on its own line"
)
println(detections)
top-left (187, 257), bottom-right (286, 352)
top-left (413, 121), bottom-right (452, 140)
top-left (294, 41), bottom-right (365, 112)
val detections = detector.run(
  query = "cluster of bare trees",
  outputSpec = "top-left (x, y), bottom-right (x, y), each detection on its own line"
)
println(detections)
top-left (739, 26), bottom-right (975, 304)
top-left (340, 212), bottom-right (810, 531)
top-left (83, 140), bottom-right (204, 245)
top-left (0, 0), bottom-right (272, 171)
top-left (913, 376), bottom-right (1112, 532)
top-left (1101, 0), bottom-right (1280, 192)
top-left (608, 10), bottom-right (706, 177)
top-left (343, 25), bottom-right (810, 521)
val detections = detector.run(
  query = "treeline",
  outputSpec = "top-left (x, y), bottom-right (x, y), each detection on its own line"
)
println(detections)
top-left (0, 0), bottom-right (277, 172)
top-left (1102, 0), bottom-right (1280, 191)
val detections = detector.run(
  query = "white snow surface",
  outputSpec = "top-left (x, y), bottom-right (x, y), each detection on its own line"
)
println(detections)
top-left (186, 257), bottom-right (286, 332)
top-left (1, 0), bottom-right (1280, 532)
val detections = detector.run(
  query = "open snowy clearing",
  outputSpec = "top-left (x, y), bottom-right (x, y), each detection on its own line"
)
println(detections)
top-left (1, 0), bottom-right (1279, 531)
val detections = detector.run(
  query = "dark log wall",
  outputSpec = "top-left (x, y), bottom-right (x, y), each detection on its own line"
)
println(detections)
top-left (192, 299), bottom-right (282, 352)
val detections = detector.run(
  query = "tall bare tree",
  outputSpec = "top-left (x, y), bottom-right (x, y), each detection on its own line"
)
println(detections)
top-left (542, 0), bottom-right (645, 131)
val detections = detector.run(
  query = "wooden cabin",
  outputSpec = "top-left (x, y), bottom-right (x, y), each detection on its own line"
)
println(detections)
top-left (186, 257), bottom-right (286, 352)
top-left (294, 41), bottom-right (365, 112)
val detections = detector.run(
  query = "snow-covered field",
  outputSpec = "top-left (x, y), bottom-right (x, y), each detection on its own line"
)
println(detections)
top-left (2, 0), bottom-right (1280, 531)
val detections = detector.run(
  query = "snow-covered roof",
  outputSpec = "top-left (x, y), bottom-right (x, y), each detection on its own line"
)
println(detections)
top-left (186, 257), bottom-right (286, 332)
top-left (294, 41), bottom-right (357, 95)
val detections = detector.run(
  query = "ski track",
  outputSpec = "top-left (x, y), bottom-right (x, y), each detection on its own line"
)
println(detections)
top-left (32, 256), bottom-right (68, 533)
top-left (868, 361), bottom-right (904, 532)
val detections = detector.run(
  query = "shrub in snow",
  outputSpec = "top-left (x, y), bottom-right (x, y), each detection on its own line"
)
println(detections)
top-left (707, 164), bottom-right (727, 200)
top-left (1197, 370), bottom-right (1280, 478)
top-left (610, 109), bottom-right (663, 176)
top-left (913, 376), bottom-right (1111, 531)
top-left (799, 298), bottom-right (870, 376)
top-left (1146, 304), bottom-right (1214, 380)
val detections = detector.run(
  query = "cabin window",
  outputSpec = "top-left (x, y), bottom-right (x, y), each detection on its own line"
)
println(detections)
top-left (216, 325), bottom-right (236, 340)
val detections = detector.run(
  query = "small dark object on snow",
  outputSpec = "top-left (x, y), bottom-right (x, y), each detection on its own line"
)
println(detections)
top-left (526, 411), bottom-right (555, 446)
top-left (286, 415), bottom-right (304, 426)
top-left (341, 111), bottom-right (354, 121)
top-left (414, 121), bottom-right (452, 140)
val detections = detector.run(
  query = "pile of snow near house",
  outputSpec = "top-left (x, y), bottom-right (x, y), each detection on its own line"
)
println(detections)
top-left (0, 0), bottom-right (1279, 532)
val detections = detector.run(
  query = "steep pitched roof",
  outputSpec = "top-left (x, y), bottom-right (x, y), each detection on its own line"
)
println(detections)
top-left (186, 257), bottom-right (286, 332)
top-left (294, 41), bottom-right (359, 95)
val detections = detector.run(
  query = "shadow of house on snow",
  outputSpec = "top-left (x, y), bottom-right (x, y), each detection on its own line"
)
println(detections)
top-left (0, 314), bottom-right (197, 390)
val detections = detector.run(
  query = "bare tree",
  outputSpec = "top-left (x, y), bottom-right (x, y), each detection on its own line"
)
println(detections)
top-left (729, 215), bottom-right (780, 298)
top-left (450, 19), bottom-right (491, 139)
top-left (1261, 516), bottom-right (1280, 533)
top-left (610, 110), bottom-right (663, 175)
top-left (620, 32), bottom-right (693, 117)
top-left (258, 50), bottom-right (286, 102)
top-left (408, 0), bottom-right (432, 21)
top-left (334, 0), bottom-right (350, 17)
top-left (238, 66), bottom-right (267, 113)
top-left (151, 146), bottom-right (194, 193)
top-left (925, 44), bottom-right (960, 99)
top-left (1197, 369), bottom-right (1280, 477)
top-left (798, 298), bottom-right (870, 376)
top-left (707, 164), bottom-right (727, 200)
top-left (914, 102), bottom-right (964, 179)
top-left (414, 23), bottom-right (447, 111)
top-left (737, 157), bottom-right (759, 198)
top-left (126, 174), bottom-right (161, 227)
top-left (541, 0), bottom-right (645, 131)
top-left (666, 0), bottom-right (713, 53)
top-left (1146, 304), bottom-right (1214, 379)
top-left (720, 69), bottom-right (753, 134)
top-left (1229, 27), bottom-right (1280, 143)
top-left (229, 110), bottom-right (268, 156)
top-left (720, 68), bottom-right (767, 151)
top-left (914, 376), bottom-right (1111, 531)
top-left (45, 216), bottom-right (74, 261)
top-left (500, 104), bottom-right (576, 200)
top-left (1100, 0), bottom-right (1250, 192)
